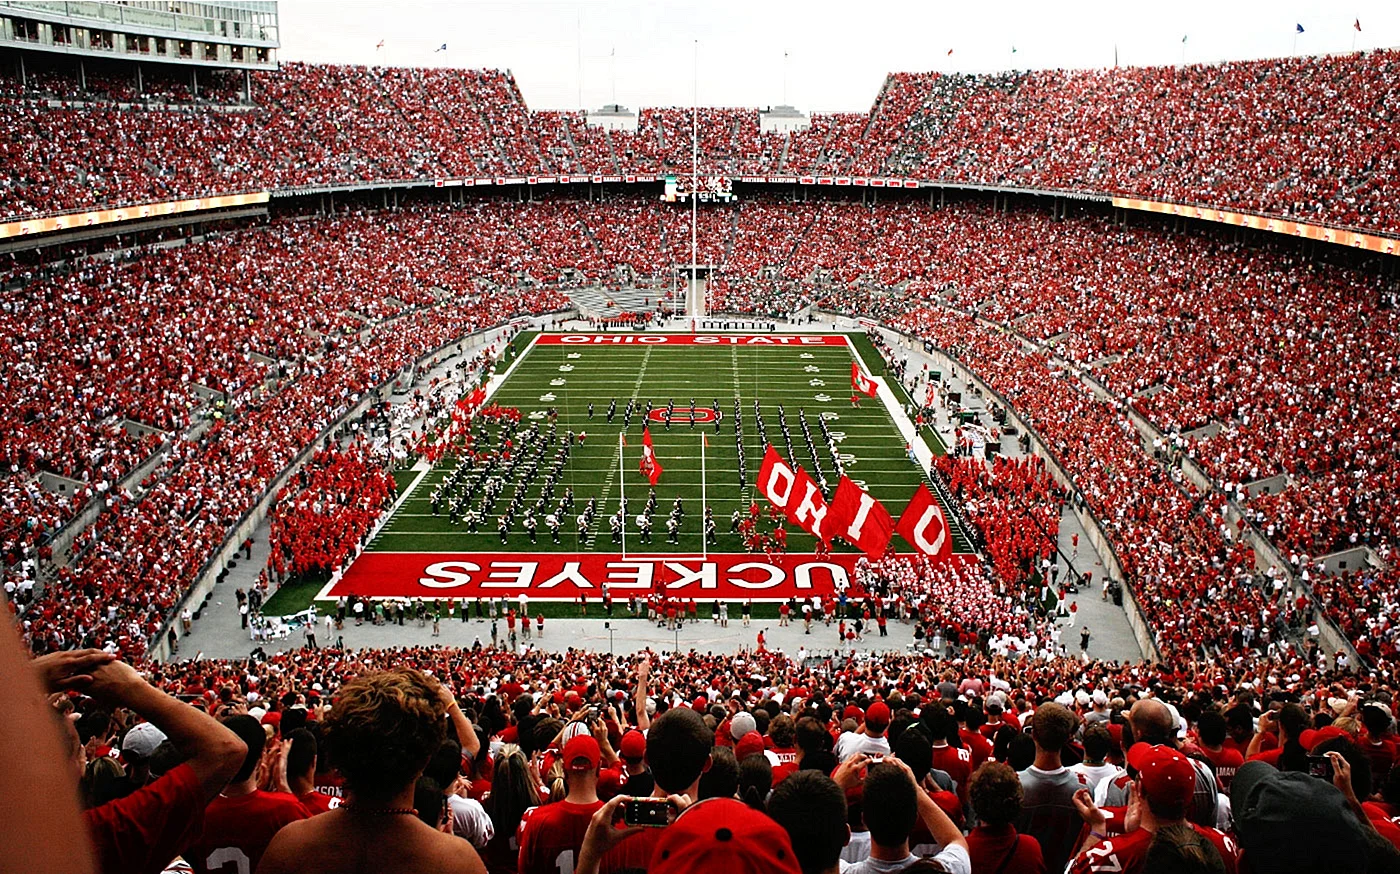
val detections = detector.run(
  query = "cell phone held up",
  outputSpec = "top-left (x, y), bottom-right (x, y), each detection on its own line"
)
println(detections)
top-left (623, 798), bottom-right (671, 828)
top-left (1307, 754), bottom-right (1334, 781)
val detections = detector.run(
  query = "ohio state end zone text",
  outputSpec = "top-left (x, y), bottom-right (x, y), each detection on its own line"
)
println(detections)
top-left (326, 552), bottom-right (978, 601)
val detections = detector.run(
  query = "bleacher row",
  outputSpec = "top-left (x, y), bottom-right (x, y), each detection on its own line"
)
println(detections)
top-left (3, 51), bottom-right (1400, 233)
top-left (3, 195), bottom-right (1397, 669)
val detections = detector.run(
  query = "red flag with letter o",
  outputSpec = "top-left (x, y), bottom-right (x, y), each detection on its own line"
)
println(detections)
top-left (851, 362), bottom-right (880, 397)
top-left (895, 483), bottom-right (952, 557)
top-left (639, 426), bottom-right (663, 486)
top-left (826, 475), bottom-right (894, 557)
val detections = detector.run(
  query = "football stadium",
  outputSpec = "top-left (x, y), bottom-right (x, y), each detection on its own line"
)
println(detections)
top-left (4, 2), bottom-right (1400, 872)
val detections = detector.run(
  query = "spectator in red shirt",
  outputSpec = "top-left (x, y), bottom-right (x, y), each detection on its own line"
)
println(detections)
top-left (257, 668), bottom-right (485, 874)
top-left (965, 762), bottom-right (1046, 874)
top-left (59, 654), bottom-right (247, 874)
top-left (185, 714), bottom-right (312, 873)
top-left (1195, 712), bottom-right (1244, 794)
top-left (517, 735), bottom-right (605, 874)
top-left (284, 729), bottom-right (339, 814)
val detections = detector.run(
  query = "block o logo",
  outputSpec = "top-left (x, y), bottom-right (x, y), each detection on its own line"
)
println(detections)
top-left (647, 407), bottom-right (718, 424)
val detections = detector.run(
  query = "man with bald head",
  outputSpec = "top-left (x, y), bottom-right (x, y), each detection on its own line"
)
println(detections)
top-left (1092, 697), bottom-right (1221, 828)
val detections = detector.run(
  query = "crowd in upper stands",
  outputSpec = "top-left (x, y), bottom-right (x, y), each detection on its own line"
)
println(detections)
top-left (3, 50), bottom-right (1399, 233)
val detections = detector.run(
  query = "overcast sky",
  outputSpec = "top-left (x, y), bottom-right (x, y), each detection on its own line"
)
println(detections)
top-left (277, 0), bottom-right (1398, 112)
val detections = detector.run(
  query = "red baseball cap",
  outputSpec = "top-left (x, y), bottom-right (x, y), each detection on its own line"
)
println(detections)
top-left (735, 731), bottom-right (766, 762)
top-left (1299, 725), bottom-right (1349, 752)
top-left (649, 798), bottom-right (801, 874)
top-left (865, 702), bottom-right (891, 732)
top-left (1127, 743), bottom-right (1195, 808)
top-left (563, 735), bottom-right (601, 773)
top-left (842, 705), bottom-right (864, 722)
top-left (620, 730), bottom-right (647, 760)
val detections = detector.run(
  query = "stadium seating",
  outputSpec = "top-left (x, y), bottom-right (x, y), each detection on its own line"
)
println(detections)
top-left (6, 194), bottom-right (1398, 665)
top-left (4, 50), bottom-right (1400, 234)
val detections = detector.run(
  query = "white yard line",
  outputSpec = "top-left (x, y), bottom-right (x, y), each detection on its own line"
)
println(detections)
top-left (844, 335), bottom-right (936, 474)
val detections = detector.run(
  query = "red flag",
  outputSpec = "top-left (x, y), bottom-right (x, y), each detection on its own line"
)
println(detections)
top-left (757, 445), bottom-right (799, 517)
top-left (851, 362), bottom-right (880, 397)
top-left (639, 426), bottom-right (662, 486)
top-left (826, 476), bottom-right (894, 557)
top-left (1355, 18), bottom-right (1362, 31)
top-left (895, 483), bottom-right (953, 558)
top-left (789, 468), bottom-right (831, 542)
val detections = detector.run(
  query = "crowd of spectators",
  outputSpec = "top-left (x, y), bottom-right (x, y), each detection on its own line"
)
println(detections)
top-left (5, 50), bottom-right (1399, 234)
top-left (933, 456), bottom-right (1062, 594)
top-left (4, 204), bottom-right (571, 658)
top-left (264, 444), bottom-right (395, 584)
top-left (8, 626), bottom-right (1400, 874)
top-left (3, 191), bottom-right (1397, 674)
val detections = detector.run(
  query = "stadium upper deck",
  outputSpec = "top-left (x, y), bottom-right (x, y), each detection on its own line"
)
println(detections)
top-left (2, 50), bottom-right (1398, 237)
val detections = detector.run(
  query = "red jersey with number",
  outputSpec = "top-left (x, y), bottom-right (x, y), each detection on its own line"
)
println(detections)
top-left (296, 790), bottom-right (340, 814)
top-left (1069, 825), bottom-right (1239, 874)
top-left (517, 800), bottom-right (603, 874)
top-left (931, 742), bottom-right (974, 803)
top-left (186, 790), bottom-right (311, 874)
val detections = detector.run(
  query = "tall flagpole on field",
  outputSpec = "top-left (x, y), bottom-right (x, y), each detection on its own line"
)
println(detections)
top-left (618, 429), bottom-right (627, 560)
top-left (700, 432), bottom-right (708, 561)
top-left (691, 39), bottom-right (699, 321)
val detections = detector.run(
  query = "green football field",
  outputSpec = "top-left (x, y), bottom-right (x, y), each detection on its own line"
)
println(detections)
top-left (369, 333), bottom-right (970, 556)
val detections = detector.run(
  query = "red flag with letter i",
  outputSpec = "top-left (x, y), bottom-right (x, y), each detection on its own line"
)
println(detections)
top-left (826, 475), bottom-right (894, 557)
top-left (639, 426), bottom-right (663, 486)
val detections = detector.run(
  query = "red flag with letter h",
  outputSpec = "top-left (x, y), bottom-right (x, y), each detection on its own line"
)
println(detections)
top-left (639, 426), bottom-right (663, 486)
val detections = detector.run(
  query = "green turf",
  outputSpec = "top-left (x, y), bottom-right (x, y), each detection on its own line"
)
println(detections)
top-left (367, 334), bottom-right (970, 557)
top-left (392, 469), bottom-right (420, 495)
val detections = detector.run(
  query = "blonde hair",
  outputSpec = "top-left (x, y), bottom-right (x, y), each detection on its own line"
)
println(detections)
top-left (323, 668), bottom-right (447, 801)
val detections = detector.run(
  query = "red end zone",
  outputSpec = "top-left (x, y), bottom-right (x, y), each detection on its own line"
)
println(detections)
top-left (535, 333), bottom-right (848, 346)
top-left (327, 552), bottom-right (979, 600)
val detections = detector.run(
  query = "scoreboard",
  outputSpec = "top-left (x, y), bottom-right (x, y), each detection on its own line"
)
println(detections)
top-left (662, 174), bottom-right (737, 204)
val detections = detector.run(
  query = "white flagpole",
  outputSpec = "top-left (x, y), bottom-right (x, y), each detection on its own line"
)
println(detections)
top-left (691, 39), bottom-right (699, 320)
top-left (700, 432), bottom-right (708, 560)
top-left (619, 429), bottom-right (627, 559)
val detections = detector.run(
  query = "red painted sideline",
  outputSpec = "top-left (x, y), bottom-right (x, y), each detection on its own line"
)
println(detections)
top-left (534, 333), bottom-right (848, 346)
top-left (328, 551), bottom-right (978, 600)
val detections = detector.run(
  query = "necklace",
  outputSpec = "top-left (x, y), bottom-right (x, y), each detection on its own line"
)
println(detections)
top-left (343, 804), bottom-right (418, 816)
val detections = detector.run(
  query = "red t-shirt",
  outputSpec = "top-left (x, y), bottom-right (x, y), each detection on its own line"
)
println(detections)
top-left (960, 728), bottom-right (995, 771)
top-left (599, 824), bottom-right (665, 874)
top-left (186, 790), bottom-right (312, 874)
top-left (1246, 747), bottom-right (1283, 767)
top-left (517, 800), bottom-right (604, 874)
top-left (1069, 825), bottom-right (1239, 874)
top-left (966, 823), bottom-right (1047, 874)
top-left (931, 742), bottom-right (974, 803)
top-left (296, 790), bottom-right (340, 814)
top-left (1198, 746), bottom-right (1245, 792)
top-left (84, 762), bottom-right (205, 874)
top-left (1364, 801), bottom-right (1400, 850)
